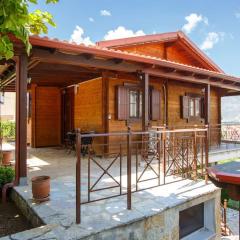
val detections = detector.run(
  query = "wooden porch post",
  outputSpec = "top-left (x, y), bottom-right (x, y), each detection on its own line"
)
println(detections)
top-left (102, 72), bottom-right (109, 153)
top-left (205, 84), bottom-right (211, 125)
top-left (204, 84), bottom-right (210, 178)
top-left (15, 54), bottom-right (28, 185)
top-left (141, 72), bottom-right (149, 131)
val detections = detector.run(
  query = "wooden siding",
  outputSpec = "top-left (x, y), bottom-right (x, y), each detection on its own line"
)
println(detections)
top-left (74, 78), bottom-right (103, 132)
top-left (114, 43), bottom-right (206, 70)
top-left (34, 86), bottom-right (61, 147)
top-left (116, 42), bottom-right (206, 69)
top-left (167, 81), bottom-right (219, 128)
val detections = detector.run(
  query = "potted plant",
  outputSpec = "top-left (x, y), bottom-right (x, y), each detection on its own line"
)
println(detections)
top-left (1, 150), bottom-right (13, 165)
top-left (31, 176), bottom-right (50, 202)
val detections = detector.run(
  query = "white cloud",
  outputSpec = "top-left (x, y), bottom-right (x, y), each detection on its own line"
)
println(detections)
top-left (200, 32), bottom-right (225, 51)
top-left (100, 10), bottom-right (111, 16)
top-left (182, 13), bottom-right (208, 34)
top-left (104, 26), bottom-right (145, 40)
top-left (89, 17), bottom-right (94, 22)
top-left (69, 25), bottom-right (94, 45)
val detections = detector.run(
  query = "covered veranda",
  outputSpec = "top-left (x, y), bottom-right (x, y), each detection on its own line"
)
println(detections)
top-left (1, 36), bottom-right (240, 185)
top-left (0, 36), bottom-right (240, 239)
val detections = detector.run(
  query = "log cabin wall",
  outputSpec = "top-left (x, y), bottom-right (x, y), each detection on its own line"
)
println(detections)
top-left (115, 42), bottom-right (207, 69)
top-left (74, 78), bottom-right (104, 132)
top-left (73, 78), bottom-right (104, 153)
top-left (107, 77), bottom-right (220, 150)
top-left (33, 86), bottom-right (61, 147)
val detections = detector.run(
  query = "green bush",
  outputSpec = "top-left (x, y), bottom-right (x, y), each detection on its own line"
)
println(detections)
top-left (0, 121), bottom-right (15, 139)
top-left (0, 166), bottom-right (15, 188)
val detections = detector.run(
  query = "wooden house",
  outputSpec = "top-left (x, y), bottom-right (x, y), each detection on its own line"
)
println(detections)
top-left (1, 31), bottom-right (240, 183)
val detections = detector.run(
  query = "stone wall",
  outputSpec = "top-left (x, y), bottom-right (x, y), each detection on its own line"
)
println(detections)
top-left (81, 189), bottom-right (221, 240)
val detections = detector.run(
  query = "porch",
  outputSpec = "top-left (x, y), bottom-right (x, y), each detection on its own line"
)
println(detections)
top-left (1, 35), bottom-right (240, 239)
top-left (11, 134), bottom-right (221, 239)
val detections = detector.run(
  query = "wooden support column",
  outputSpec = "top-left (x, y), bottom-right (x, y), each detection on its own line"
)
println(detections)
top-left (31, 84), bottom-right (37, 148)
top-left (141, 72), bottom-right (149, 131)
top-left (165, 80), bottom-right (169, 127)
top-left (15, 54), bottom-right (28, 185)
top-left (204, 84), bottom-right (211, 125)
top-left (102, 72), bottom-right (109, 153)
top-left (204, 84), bottom-right (210, 169)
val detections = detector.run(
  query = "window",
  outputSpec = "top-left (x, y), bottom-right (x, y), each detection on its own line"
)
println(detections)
top-left (129, 90), bottom-right (142, 118)
top-left (189, 97), bottom-right (201, 118)
top-left (116, 85), bottom-right (160, 121)
top-left (181, 94), bottom-right (204, 120)
top-left (179, 203), bottom-right (204, 238)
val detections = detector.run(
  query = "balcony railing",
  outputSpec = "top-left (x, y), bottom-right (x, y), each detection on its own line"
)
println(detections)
top-left (75, 127), bottom-right (208, 224)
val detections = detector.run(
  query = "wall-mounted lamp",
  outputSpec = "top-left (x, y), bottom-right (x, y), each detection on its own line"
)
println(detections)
top-left (74, 85), bottom-right (79, 95)
top-left (27, 77), bottom-right (32, 84)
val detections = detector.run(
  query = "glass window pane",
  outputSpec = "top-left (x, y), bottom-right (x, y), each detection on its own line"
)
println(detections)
top-left (129, 91), bottom-right (138, 118)
top-left (139, 93), bottom-right (142, 117)
top-left (195, 98), bottom-right (200, 117)
top-left (190, 98), bottom-right (194, 117)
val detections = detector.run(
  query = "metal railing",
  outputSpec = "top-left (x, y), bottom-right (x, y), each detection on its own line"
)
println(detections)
top-left (209, 123), bottom-right (240, 150)
top-left (75, 127), bottom-right (208, 223)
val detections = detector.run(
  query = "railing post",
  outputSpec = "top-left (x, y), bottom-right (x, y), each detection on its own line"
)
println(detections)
top-left (76, 129), bottom-right (81, 224)
top-left (163, 126), bottom-right (166, 184)
top-left (157, 128), bottom-right (161, 186)
top-left (193, 130), bottom-right (198, 181)
top-left (205, 125), bottom-right (209, 184)
top-left (127, 126), bottom-right (132, 210)
top-left (223, 199), bottom-right (227, 235)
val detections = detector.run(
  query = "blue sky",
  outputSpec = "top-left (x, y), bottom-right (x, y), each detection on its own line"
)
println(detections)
top-left (31, 0), bottom-right (240, 76)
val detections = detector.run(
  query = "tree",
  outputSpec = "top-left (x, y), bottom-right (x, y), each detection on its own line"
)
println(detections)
top-left (0, 0), bottom-right (58, 60)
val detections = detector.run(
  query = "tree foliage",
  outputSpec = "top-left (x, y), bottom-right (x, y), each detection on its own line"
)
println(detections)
top-left (0, 0), bottom-right (58, 60)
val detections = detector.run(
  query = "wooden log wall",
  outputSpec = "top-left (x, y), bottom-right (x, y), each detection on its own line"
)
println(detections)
top-left (33, 86), bottom-right (61, 147)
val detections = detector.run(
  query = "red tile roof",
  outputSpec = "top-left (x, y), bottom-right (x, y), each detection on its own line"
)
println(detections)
top-left (27, 35), bottom-right (239, 83)
top-left (97, 31), bottom-right (224, 73)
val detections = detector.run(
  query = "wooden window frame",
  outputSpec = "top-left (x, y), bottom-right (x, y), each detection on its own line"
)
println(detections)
top-left (186, 93), bottom-right (204, 122)
top-left (116, 84), bottom-right (161, 121)
top-left (129, 89), bottom-right (142, 120)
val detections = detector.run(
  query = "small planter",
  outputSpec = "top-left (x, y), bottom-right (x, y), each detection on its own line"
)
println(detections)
top-left (31, 176), bottom-right (50, 202)
top-left (2, 150), bottom-right (13, 165)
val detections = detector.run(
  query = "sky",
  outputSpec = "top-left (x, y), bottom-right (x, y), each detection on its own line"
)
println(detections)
top-left (30, 0), bottom-right (240, 77)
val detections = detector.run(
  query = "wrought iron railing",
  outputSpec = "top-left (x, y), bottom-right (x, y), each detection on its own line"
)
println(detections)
top-left (75, 127), bottom-right (208, 223)
top-left (209, 123), bottom-right (240, 150)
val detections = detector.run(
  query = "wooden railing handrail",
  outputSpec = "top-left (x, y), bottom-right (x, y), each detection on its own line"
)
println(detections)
top-left (79, 128), bottom-right (207, 138)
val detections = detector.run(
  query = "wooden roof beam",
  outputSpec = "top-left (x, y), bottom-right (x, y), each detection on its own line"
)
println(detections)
top-left (144, 67), bottom-right (240, 91)
top-left (31, 48), bottom-right (143, 73)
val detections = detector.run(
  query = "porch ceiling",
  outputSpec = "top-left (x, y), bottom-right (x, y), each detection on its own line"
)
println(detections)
top-left (28, 62), bottom-right (101, 87)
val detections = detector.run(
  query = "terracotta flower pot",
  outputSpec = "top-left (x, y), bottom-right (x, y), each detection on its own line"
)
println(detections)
top-left (2, 150), bottom-right (12, 165)
top-left (31, 176), bottom-right (50, 201)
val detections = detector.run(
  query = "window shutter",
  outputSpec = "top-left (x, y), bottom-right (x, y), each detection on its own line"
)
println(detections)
top-left (181, 95), bottom-right (189, 119)
top-left (200, 97), bottom-right (205, 118)
top-left (151, 89), bottom-right (161, 120)
top-left (116, 86), bottom-right (129, 120)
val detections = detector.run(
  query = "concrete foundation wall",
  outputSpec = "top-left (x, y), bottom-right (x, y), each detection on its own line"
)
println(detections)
top-left (81, 189), bottom-right (221, 240)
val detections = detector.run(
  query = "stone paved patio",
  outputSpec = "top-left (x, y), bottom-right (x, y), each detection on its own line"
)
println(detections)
top-left (7, 178), bottom-right (219, 240)
top-left (1, 147), bottom-right (222, 239)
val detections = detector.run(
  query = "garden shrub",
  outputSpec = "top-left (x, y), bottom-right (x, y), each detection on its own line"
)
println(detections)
top-left (0, 121), bottom-right (15, 139)
top-left (0, 166), bottom-right (15, 188)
